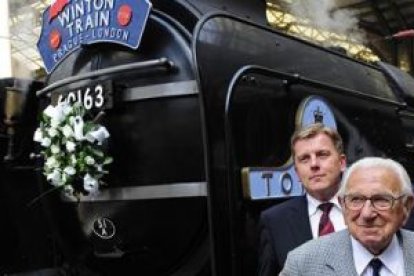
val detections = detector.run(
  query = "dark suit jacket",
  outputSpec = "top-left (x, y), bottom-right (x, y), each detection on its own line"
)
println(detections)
top-left (257, 196), bottom-right (312, 276)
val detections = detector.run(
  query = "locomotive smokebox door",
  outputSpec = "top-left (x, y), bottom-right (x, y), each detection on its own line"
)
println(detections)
top-left (36, 1), bottom-right (208, 275)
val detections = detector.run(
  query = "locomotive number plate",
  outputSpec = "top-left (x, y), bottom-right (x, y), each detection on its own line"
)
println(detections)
top-left (52, 80), bottom-right (113, 110)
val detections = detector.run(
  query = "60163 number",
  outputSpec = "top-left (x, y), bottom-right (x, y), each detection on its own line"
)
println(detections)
top-left (57, 84), bottom-right (105, 110)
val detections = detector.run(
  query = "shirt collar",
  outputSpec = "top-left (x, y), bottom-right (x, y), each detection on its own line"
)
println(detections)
top-left (306, 193), bottom-right (342, 216)
top-left (351, 234), bottom-right (402, 275)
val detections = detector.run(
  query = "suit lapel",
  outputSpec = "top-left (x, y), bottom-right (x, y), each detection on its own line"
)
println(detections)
top-left (324, 230), bottom-right (358, 275)
top-left (286, 196), bottom-right (312, 244)
top-left (401, 230), bottom-right (414, 276)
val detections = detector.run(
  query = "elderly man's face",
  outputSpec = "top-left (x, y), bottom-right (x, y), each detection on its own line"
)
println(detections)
top-left (341, 167), bottom-right (413, 255)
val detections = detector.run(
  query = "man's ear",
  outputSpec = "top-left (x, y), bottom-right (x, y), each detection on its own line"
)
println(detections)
top-left (403, 196), bottom-right (414, 225)
top-left (338, 196), bottom-right (349, 226)
top-left (339, 154), bottom-right (347, 172)
top-left (338, 196), bottom-right (345, 209)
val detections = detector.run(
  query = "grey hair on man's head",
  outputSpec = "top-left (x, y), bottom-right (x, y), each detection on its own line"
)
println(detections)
top-left (338, 157), bottom-right (413, 197)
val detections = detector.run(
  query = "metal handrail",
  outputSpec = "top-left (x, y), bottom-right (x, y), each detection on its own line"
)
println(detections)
top-left (36, 57), bottom-right (175, 97)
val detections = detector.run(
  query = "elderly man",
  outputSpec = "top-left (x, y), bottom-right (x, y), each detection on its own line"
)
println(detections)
top-left (258, 123), bottom-right (347, 275)
top-left (280, 157), bottom-right (414, 276)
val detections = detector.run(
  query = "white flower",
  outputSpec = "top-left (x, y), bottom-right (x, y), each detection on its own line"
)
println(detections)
top-left (43, 105), bottom-right (58, 119)
top-left (33, 128), bottom-right (43, 142)
top-left (44, 104), bottom-right (66, 128)
top-left (47, 169), bottom-right (62, 186)
top-left (62, 125), bottom-right (74, 138)
top-left (84, 156), bottom-right (95, 165)
top-left (66, 141), bottom-right (76, 152)
top-left (45, 156), bottom-right (58, 169)
top-left (51, 144), bottom-right (60, 154)
top-left (83, 173), bottom-right (99, 194)
top-left (41, 137), bottom-right (51, 147)
top-left (64, 166), bottom-right (76, 175)
top-left (85, 126), bottom-right (110, 144)
top-left (61, 102), bottom-right (72, 116)
top-left (48, 127), bottom-right (58, 138)
top-left (71, 116), bottom-right (84, 141)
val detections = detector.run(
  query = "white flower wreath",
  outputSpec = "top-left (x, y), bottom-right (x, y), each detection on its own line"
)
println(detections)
top-left (33, 101), bottom-right (112, 198)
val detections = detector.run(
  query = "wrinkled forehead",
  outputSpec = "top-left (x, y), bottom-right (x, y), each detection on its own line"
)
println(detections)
top-left (346, 166), bottom-right (401, 194)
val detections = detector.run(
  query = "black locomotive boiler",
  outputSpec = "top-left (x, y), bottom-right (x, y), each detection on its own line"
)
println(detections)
top-left (1, 0), bottom-right (414, 275)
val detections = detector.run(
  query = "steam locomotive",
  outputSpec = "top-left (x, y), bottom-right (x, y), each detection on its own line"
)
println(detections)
top-left (1, 0), bottom-right (414, 275)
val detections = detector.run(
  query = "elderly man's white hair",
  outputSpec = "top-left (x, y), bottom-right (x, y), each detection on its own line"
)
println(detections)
top-left (338, 157), bottom-right (413, 197)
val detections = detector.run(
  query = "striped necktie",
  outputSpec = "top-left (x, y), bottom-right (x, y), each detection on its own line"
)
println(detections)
top-left (318, 202), bottom-right (335, 236)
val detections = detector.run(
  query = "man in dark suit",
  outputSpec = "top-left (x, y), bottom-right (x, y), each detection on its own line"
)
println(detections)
top-left (257, 123), bottom-right (347, 275)
top-left (280, 157), bottom-right (414, 275)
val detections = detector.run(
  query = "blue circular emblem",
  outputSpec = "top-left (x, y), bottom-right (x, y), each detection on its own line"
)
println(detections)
top-left (296, 96), bottom-right (337, 129)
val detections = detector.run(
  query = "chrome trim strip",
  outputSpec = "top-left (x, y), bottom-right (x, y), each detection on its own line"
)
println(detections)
top-left (123, 80), bottom-right (198, 101)
top-left (62, 182), bottom-right (207, 202)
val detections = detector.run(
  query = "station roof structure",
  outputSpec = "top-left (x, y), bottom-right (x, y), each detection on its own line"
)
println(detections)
top-left (338, 0), bottom-right (414, 37)
top-left (6, 0), bottom-right (414, 77)
top-left (8, 0), bottom-right (48, 78)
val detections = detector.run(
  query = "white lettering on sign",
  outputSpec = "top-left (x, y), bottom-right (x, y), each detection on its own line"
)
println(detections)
top-left (58, 0), bottom-right (115, 30)
top-left (58, 84), bottom-right (105, 110)
top-left (52, 28), bottom-right (129, 62)
top-left (65, 11), bottom-right (110, 37)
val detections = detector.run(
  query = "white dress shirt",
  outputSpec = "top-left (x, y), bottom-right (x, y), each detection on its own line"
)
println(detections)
top-left (351, 234), bottom-right (405, 276)
top-left (306, 193), bottom-right (347, 238)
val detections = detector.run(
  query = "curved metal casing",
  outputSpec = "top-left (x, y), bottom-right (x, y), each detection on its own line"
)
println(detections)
top-left (37, 10), bottom-right (208, 276)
